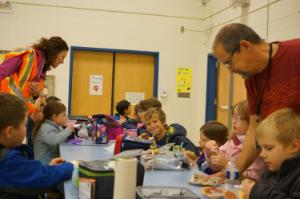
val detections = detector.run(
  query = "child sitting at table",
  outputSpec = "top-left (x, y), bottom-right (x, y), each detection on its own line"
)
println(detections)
top-left (138, 98), bottom-right (162, 137)
top-left (207, 100), bottom-right (264, 180)
top-left (115, 100), bottom-right (141, 130)
top-left (115, 100), bottom-right (130, 121)
top-left (188, 121), bottom-right (228, 174)
top-left (143, 107), bottom-right (199, 156)
top-left (33, 101), bottom-right (74, 165)
top-left (242, 108), bottom-right (300, 199)
top-left (0, 92), bottom-right (73, 198)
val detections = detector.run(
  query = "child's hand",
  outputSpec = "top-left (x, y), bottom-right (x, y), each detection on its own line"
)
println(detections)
top-left (209, 150), bottom-right (228, 171)
top-left (50, 157), bottom-right (65, 165)
top-left (184, 150), bottom-right (198, 161)
top-left (184, 151), bottom-right (198, 166)
top-left (241, 178), bottom-right (256, 199)
top-left (66, 121), bottom-right (75, 132)
top-left (204, 140), bottom-right (219, 159)
top-left (205, 140), bottom-right (218, 151)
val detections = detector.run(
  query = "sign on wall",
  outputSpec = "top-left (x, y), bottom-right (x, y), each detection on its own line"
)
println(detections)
top-left (176, 67), bottom-right (192, 98)
top-left (125, 92), bottom-right (145, 105)
top-left (89, 75), bottom-right (103, 96)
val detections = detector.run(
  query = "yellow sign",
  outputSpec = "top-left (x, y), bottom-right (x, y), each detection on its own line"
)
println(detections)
top-left (176, 67), bottom-right (192, 98)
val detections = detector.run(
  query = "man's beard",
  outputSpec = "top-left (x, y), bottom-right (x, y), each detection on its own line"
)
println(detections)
top-left (239, 73), bottom-right (251, 79)
top-left (234, 70), bottom-right (251, 79)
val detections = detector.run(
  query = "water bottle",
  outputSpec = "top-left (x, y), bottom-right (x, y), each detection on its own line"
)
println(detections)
top-left (225, 160), bottom-right (240, 190)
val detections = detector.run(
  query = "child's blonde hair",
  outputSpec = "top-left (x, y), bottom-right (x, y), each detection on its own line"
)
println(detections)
top-left (143, 107), bottom-right (166, 124)
top-left (232, 100), bottom-right (249, 122)
top-left (256, 108), bottom-right (300, 147)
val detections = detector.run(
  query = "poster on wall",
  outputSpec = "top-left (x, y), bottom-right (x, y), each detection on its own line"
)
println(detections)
top-left (176, 67), bottom-right (192, 98)
top-left (89, 75), bottom-right (103, 96)
top-left (125, 92), bottom-right (145, 105)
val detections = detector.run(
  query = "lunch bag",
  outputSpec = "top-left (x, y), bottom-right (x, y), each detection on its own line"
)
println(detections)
top-left (92, 114), bottom-right (123, 144)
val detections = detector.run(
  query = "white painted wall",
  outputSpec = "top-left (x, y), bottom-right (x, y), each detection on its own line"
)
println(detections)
top-left (0, 0), bottom-right (299, 144)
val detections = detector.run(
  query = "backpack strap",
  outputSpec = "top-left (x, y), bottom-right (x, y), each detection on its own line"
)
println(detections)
top-left (0, 147), bottom-right (9, 161)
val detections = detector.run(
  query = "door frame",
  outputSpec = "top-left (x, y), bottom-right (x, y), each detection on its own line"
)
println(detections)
top-left (68, 46), bottom-right (159, 115)
top-left (205, 53), bottom-right (218, 122)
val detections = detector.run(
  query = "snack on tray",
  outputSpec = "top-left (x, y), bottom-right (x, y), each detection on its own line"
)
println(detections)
top-left (191, 173), bottom-right (224, 186)
top-left (202, 187), bottom-right (245, 199)
top-left (201, 186), bottom-right (225, 198)
top-left (225, 190), bottom-right (237, 199)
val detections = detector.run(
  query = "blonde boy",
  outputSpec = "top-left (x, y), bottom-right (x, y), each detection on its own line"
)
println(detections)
top-left (243, 108), bottom-right (300, 199)
top-left (143, 107), bottom-right (199, 156)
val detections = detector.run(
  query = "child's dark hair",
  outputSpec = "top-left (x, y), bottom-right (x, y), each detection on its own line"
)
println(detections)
top-left (32, 101), bottom-right (66, 141)
top-left (0, 92), bottom-right (27, 133)
top-left (46, 96), bottom-right (61, 104)
top-left (116, 100), bottom-right (131, 116)
top-left (200, 121), bottom-right (228, 146)
top-left (139, 98), bottom-right (162, 113)
top-left (32, 36), bottom-right (68, 72)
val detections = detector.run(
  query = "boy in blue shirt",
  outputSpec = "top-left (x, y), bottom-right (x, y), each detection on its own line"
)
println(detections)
top-left (0, 92), bottom-right (73, 199)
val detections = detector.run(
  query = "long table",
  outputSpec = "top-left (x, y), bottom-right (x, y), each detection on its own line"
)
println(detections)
top-left (60, 143), bottom-right (204, 198)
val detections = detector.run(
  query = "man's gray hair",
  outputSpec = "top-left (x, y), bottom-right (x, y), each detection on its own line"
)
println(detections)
top-left (213, 23), bottom-right (263, 53)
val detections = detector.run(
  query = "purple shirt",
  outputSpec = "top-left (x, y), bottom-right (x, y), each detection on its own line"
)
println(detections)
top-left (0, 49), bottom-right (45, 82)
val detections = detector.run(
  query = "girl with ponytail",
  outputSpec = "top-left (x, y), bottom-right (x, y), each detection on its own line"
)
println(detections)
top-left (33, 101), bottom-right (74, 165)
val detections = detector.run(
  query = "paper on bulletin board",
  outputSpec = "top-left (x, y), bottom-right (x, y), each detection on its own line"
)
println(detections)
top-left (89, 75), bottom-right (103, 96)
top-left (125, 92), bottom-right (145, 105)
top-left (176, 67), bottom-right (192, 98)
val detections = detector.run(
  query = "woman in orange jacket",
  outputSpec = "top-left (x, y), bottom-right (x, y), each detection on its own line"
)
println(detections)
top-left (0, 36), bottom-right (68, 113)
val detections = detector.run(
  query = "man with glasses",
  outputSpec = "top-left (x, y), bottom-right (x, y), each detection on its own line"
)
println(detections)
top-left (212, 23), bottom-right (300, 176)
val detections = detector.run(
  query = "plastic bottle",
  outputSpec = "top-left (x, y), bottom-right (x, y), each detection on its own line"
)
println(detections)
top-left (225, 160), bottom-right (240, 190)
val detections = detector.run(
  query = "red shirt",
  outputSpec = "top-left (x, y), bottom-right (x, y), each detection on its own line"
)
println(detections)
top-left (246, 38), bottom-right (300, 119)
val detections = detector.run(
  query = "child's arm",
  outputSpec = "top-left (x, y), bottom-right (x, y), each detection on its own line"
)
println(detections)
top-left (42, 127), bottom-right (73, 146)
top-left (0, 149), bottom-right (73, 195)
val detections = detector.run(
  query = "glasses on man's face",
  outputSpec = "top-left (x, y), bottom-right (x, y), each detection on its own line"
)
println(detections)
top-left (223, 44), bottom-right (240, 68)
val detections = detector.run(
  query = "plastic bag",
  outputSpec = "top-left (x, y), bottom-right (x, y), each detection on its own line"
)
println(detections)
top-left (152, 151), bottom-right (184, 171)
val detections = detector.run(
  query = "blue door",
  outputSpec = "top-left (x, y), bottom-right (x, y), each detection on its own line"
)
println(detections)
top-left (205, 54), bottom-right (217, 122)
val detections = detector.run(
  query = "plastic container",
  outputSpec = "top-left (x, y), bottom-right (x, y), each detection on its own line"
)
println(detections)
top-left (136, 186), bottom-right (199, 199)
top-left (225, 160), bottom-right (240, 190)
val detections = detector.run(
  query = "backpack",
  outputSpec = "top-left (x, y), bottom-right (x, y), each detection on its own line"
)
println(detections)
top-left (92, 114), bottom-right (123, 144)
